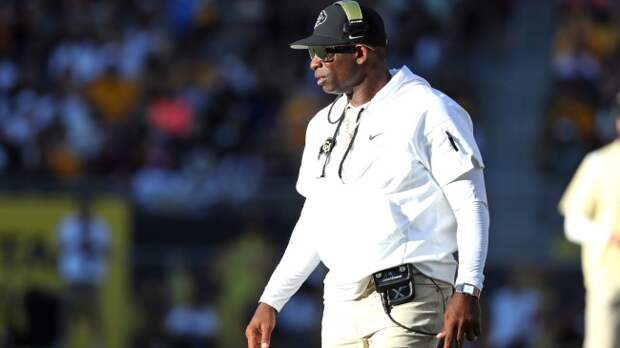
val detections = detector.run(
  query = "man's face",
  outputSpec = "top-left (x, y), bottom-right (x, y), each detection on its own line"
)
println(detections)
top-left (309, 45), bottom-right (363, 95)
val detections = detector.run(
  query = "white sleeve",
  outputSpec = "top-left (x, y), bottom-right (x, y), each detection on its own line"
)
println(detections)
top-left (559, 152), bottom-right (610, 245)
top-left (412, 95), bottom-right (485, 187)
top-left (258, 201), bottom-right (320, 312)
top-left (564, 213), bottom-right (611, 245)
top-left (442, 169), bottom-right (489, 290)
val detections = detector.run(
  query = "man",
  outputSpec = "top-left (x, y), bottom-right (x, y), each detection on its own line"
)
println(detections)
top-left (559, 95), bottom-right (620, 348)
top-left (246, 1), bottom-right (489, 347)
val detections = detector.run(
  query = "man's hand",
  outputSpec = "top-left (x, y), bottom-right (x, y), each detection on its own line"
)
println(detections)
top-left (436, 292), bottom-right (481, 348)
top-left (246, 302), bottom-right (277, 348)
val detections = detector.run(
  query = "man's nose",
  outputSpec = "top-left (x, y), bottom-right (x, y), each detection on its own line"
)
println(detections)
top-left (309, 56), bottom-right (322, 71)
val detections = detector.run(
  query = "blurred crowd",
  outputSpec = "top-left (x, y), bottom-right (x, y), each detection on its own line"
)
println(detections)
top-left (1, 0), bottom-right (612, 347)
top-left (540, 0), bottom-right (620, 180)
top-left (0, 0), bottom-right (500, 216)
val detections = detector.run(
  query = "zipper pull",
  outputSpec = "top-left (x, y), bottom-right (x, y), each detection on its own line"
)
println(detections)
top-left (445, 131), bottom-right (459, 152)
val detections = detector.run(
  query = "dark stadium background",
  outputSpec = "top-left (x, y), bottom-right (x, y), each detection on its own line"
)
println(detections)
top-left (0, 0), bottom-right (615, 347)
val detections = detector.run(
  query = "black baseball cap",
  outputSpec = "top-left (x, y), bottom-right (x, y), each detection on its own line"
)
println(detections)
top-left (290, 1), bottom-right (387, 49)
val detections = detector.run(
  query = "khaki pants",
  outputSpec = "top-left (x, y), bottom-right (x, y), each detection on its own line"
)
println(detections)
top-left (321, 273), bottom-right (453, 348)
top-left (584, 285), bottom-right (620, 348)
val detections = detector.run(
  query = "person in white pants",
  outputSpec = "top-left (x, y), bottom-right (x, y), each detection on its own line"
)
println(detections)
top-left (559, 96), bottom-right (620, 348)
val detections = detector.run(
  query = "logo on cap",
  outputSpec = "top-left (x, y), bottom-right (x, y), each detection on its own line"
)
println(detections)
top-left (314, 10), bottom-right (327, 28)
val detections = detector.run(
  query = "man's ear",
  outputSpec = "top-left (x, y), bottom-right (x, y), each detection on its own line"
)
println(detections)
top-left (355, 45), bottom-right (370, 65)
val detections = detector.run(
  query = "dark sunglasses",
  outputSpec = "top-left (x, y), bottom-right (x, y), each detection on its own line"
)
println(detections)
top-left (308, 45), bottom-right (357, 62)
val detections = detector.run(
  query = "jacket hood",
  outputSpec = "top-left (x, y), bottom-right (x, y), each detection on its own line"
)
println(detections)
top-left (370, 66), bottom-right (430, 105)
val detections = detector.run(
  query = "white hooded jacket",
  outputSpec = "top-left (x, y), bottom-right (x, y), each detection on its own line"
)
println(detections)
top-left (260, 66), bottom-right (487, 311)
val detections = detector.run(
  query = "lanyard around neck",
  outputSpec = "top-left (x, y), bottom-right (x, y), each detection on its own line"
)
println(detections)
top-left (318, 98), bottom-right (365, 180)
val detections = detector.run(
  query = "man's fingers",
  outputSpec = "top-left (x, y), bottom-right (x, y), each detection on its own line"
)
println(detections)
top-left (466, 321), bottom-right (480, 341)
top-left (245, 325), bottom-right (259, 348)
top-left (246, 304), bottom-right (277, 348)
top-left (439, 316), bottom-right (457, 348)
top-left (465, 313), bottom-right (481, 341)
top-left (438, 327), bottom-right (454, 348)
top-left (442, 333), bottom-right (454, 348)
top-left (473, 321), bottom-right (481, 338)
top-left (456, 322), bottom-right (465, 348)
top-left (259, 323), bottom-right (273, 348)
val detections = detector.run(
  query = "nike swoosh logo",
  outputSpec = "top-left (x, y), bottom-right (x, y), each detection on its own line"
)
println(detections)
top-left (369, 132), bottom-right (384, 140)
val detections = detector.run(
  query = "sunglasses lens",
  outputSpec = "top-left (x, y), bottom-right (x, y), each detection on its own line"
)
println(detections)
top-left (308, 47), bottom-right (327, 60)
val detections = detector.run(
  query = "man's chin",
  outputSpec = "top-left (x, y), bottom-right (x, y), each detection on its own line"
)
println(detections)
top-left (321, 86), bottom-right (340, 95)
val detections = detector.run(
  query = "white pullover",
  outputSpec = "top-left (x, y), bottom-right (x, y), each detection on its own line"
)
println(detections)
top-left (260, 66), bottom-right (489, 311)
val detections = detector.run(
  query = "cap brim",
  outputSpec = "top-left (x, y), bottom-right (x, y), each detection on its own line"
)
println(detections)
top-left (290, 35), bottom-right (351, 49)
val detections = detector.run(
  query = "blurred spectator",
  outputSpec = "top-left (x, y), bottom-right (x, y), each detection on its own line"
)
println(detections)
top-left (56, 82), bottom-right (103, 163)
top-left (57, 197), bottom-right (110, 286)
top-left (164, 261), bottom-right (219, 348)
top-left (274, 286), bottom-right (322, 348)
top-left (214, 222), bottom-right (273, 348)
top-left (147, 92), bottom-right (193, 139)
top-left (48, 37), bottom-right (108, 87)
top-left (0, 59), bottom-right (18, 91)
top-left (86, 65), bottom-right (140, 124)
top-left (540, 0), bottom-right (620, 178)
top-left (56, 194), bottom-right (110, 347)
top-left (487, 269), bottom-right (544, 348)
top-left (278, 92), bottom-right (322, 156)
top-left (165, 304), bottom-right (219, 348)
top-left (558, 96), bottom-right (620, 348)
